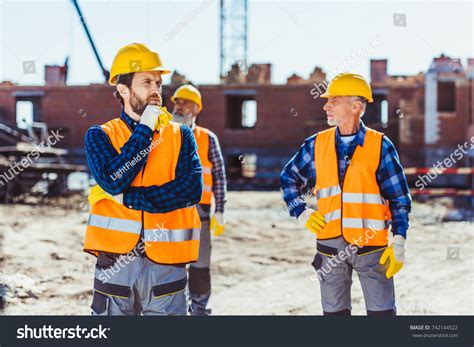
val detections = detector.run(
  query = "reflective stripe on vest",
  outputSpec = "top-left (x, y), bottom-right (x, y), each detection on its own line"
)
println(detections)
top-left (88, 214), bottom-right (142, 234)
top-left (316, 184), bottom-right (341, 199)
top-left (84, 119), bottom-right (201, 264)
top-left (324, 209), bottom-right (341, 223)
top-left (342, 218), bottom-right (387, 230)
top-left (342, 193), bottom-right (385, 205)
top-left (143, 228), bottom-right (200, 242)
top-left (314, 126), bottom-right (391, 247)
top-left (195, 126), bottom-right (213, 205)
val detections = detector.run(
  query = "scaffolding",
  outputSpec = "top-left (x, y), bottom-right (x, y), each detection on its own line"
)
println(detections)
top-left (219, 0), bottom-right (248, 81)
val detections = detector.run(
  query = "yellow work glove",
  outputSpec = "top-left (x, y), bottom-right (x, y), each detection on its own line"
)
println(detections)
top-left (210, 212), bottom-right (226, 237)
top-left (379, 235), bottom-right (406, 279)
top-left (140, 105), bottom-right (173, 131)
top-left (298, 209), bottom-right (326, 235)
top-left (87, 185), bottom-right (122, 206)
top-left (155, 106), bottom-right (173, 130)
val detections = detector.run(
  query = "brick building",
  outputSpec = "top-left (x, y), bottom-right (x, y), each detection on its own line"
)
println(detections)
top-left (0, 55), bottom-right (472, 189)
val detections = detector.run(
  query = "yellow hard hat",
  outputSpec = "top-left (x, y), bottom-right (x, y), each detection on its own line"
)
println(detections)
top-left (171, 84), bottom-right (202, 111)
top-left (109, 43), bottom-right (171, 85)
top-left (320, 73), bottom-right (373, 103)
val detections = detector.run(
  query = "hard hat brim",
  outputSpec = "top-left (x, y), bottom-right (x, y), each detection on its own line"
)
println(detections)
top-left (171, 96), bottom-right (202, 111)
top-left (109, 66), bottom-right (172, 85)
top-left (318, 91), bottom-right (373, 103)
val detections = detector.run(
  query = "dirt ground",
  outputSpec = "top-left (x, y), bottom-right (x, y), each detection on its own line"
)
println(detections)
top-left (0, 192), bottom-right (472, 315)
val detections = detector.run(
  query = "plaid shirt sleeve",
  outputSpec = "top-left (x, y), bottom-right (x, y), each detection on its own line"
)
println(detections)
top-left (85, 124), bottom-right (153, 195)
top-left (280, 134), bottom-right (317, 218)
top-left (123, 124), bottom-right (203, 213)
top-left (377, 135), bottom-right (412, 238)
top-left (208, 131), bottom-right (227, 213)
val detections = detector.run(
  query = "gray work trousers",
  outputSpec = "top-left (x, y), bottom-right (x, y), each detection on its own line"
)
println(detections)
top-left (312, 236), bottom-right (396, 315)
top-left (91, 248), bottom-right (188, 316)
top-left (188, 203), bottom-right (212, 315)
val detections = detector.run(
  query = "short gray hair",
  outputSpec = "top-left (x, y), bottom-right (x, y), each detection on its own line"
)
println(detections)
top-left (351, 96), bottom-right (367, 116)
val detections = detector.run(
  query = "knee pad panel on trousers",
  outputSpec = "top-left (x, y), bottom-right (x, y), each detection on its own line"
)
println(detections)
top-left (91, 291), bottom-right (109, 315)
top-left (189, 267), bottom-right (210, 295)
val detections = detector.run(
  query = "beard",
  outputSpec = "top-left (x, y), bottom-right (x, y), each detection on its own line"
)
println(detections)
top-left (172, 110), bottom-right (194, 127)
top-left (327, 118), bottom-right (337, 126)
top-left (327, 115), bottom-right (349, 127)
top-left (130, 91), bottom-right (161, 116)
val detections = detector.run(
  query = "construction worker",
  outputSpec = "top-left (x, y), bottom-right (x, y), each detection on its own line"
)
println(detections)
top-left (83, 43), bottom-right (203, 315)
top-left (170, 84), bottom-right (227, 316)
top-left (280, 73), bottom-right (411, 315)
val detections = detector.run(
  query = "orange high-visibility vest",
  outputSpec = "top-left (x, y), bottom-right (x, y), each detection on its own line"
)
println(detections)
top-left (314, 126), bottom-right (391, 247)
top-left (84, 119), bottom-right (201, 264)
top-left (194, 126), bottom-right (213, 205)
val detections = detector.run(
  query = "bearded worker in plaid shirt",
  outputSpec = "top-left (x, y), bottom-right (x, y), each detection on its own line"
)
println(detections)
top-left (83, 43), bottom-right (202, 316)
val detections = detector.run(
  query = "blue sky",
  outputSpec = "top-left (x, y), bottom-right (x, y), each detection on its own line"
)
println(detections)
top-left (1, 0), bottom-right (472, 86)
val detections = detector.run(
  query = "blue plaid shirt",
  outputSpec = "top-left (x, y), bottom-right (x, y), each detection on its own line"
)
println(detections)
top-left (191, 124), bottom-right (227, 213)
top-left (280, 122), bottom-right (411, 238)
top-left (85, 110), bottom-right (203, 213)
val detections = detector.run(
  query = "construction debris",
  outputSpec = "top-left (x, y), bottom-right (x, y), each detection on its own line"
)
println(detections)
top-left (0, 192), bottom-right (472, 315)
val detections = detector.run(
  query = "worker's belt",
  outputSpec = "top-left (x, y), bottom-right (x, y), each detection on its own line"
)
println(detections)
top-left (317, 243), bottom-right (386, 257)
top-left (94, 278), bottom-right (131, 299)
top-left (152, 277), bottom-right (187, 298)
